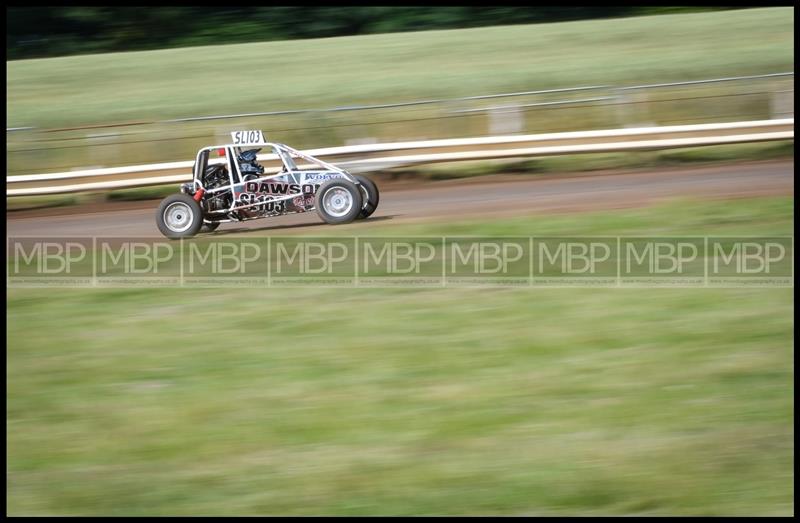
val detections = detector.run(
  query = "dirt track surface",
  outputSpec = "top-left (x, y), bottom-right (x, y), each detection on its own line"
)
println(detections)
top-left (6, 161), bottom-right (794, 237)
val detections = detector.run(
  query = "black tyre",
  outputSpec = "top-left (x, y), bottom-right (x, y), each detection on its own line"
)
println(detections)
top-left (202, 222), bottom-right (221, 233)
top-left (354, 175), bottom-right (380, 219)
top-left (315, 178), bottom-right (363, 225)
top-left (156, 193), bottom-right (204, 239)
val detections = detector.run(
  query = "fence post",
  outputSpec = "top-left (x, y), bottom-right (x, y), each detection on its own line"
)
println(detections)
top-left (87, 131), bottom-right (119, 169)
top-left (614, 89), bottom-right (654, 128)
top-left (614, 89), bottom-right (632, 128)
top-left (771, 90), bottom-right (794, 119)
top-left (489, 106), bottom-right (523, 135)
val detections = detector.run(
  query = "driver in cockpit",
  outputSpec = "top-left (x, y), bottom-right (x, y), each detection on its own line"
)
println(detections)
top-left (237, 148), bottom-right (264, 181)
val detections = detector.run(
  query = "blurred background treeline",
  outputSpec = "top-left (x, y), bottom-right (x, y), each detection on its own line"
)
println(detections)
top-left (7, 6), bottom-right (746, 60)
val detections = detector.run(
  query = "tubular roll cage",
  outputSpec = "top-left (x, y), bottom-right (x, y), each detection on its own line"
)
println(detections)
top-left (191, 142), bottom-right (359, 218)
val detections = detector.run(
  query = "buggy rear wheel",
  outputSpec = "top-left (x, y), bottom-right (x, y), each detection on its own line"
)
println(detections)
top-left (354, 175), bottom-right (380, 219)
top-left (156, 193), bottom-right (204, 239)
top-left (315, 179), bottom-right (363, 225)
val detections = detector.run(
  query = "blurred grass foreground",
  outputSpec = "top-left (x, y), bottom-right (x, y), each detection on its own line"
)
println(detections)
top-left (7, 197), bottom-right (794, 515)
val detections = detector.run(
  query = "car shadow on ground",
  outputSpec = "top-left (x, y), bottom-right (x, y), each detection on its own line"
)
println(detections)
top-left (209, 214), bottom-right (398, 236)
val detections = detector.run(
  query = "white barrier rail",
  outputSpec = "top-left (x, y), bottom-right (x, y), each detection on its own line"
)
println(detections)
top-left (6, 119), bottom-right (793, 196)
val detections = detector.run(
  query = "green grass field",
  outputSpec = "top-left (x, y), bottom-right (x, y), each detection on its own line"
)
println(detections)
top-left (6, 7), bottom-right (793, 129)
top-left (7, 196), bottom-right (794, 515)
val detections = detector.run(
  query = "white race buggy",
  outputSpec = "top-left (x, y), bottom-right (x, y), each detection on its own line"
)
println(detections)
top-left (156, 130), bottom-right (379, 239)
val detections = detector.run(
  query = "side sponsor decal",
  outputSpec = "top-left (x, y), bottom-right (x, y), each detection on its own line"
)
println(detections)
top-left (302, 172), bottom-right (341, 182)
top-left (234, 181), bottom-right (320, 212)
top-left (243, 181), bottom-right (316, 195)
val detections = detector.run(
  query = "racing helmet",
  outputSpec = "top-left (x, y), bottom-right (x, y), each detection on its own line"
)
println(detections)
top-left (237, 148), bottom-right (264, 177)
top-left (237, 148), bottom-right (261, 163)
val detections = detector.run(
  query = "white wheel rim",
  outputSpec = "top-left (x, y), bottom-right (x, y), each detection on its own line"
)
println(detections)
top-left (164, 202), bottom-right (194, 232)
top-left (322, 187), bottom-right (354, 218)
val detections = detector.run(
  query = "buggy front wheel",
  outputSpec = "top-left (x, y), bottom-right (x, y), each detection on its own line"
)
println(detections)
top-left (156, 193), bottom-right (204, 239)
